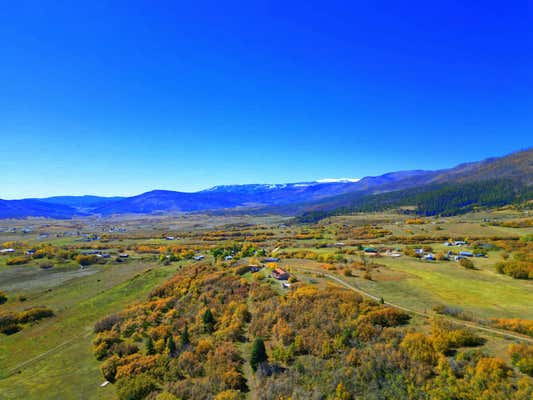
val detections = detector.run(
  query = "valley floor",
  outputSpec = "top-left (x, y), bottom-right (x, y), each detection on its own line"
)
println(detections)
top-left (0, 210), bottom-right (531, 399)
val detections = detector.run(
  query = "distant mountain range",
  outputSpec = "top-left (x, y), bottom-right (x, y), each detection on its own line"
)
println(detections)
top-left (1, 148), bottom-right (531, 219)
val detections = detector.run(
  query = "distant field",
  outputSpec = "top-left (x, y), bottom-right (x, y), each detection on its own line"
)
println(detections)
top-left (331, 210), bottom-right (533, 238)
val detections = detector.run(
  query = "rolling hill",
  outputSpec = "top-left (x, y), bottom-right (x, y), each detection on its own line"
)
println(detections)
top-left (0, 199), bottom-right (82, 219)
top-left (0, 148), bottom-right (531, 219)
top-left (34, 195), bottom-right (124, 211)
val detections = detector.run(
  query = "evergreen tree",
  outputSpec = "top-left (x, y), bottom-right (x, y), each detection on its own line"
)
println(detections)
top-left (203, 309), bottom-right (215, 333)
top-left (166, 335), bottom-right (177, 356)
top-left (180, 325), bottom-right (190, 347)
top-left (250, 337), bottom-right (267, 372)
top-left (145, 336), bottom-right (155, 355)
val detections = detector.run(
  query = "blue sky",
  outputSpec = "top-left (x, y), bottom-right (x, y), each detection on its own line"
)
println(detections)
top-left (0, 1), bottom-right (531, 199)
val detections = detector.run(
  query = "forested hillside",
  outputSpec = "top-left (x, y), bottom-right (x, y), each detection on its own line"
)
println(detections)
top-left (93, 262), bottom-right (532, 400)
top-left (297, 179), bottom-right (532, 223)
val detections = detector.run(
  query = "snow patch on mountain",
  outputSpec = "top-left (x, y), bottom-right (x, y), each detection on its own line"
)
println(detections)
top-left (316, 178), bottom-right (361, 183)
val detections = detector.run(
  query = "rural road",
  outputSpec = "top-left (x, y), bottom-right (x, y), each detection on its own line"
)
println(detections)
top-left (294, 266), bottom-right (533, 344)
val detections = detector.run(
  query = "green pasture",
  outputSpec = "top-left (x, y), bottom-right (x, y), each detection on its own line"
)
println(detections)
top-left (0, 261), bottom-right (178, 400)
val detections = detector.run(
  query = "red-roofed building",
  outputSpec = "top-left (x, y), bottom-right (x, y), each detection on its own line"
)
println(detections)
top-left (272, 268), bottom-right (289, 280)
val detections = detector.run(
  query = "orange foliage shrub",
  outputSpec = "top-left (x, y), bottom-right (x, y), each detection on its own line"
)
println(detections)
top-left (491, 318), bottom-right (533, 337)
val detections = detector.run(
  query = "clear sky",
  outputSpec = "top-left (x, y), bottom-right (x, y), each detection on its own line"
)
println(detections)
top-left (1, 1), bottom-right (531, 199)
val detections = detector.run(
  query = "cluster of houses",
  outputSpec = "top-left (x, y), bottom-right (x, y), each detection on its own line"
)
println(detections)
top-left (0, 226), bottom-right (33, 234)
top-left (81, 250), bottom-right (111, 259)
top-left (363, 247), bottom-right (402, 257)
top-left (360, 241), bottom-right (485, 263)
top-left (1, 246), bottom-right (130, 261)
top-left (444, 240), bottom-right (467, 246)
top-left (80, 250), bottom-right (129, 259)
top-left (75, 234), bottom-right (101, 243)
top-left (415, 248), bottom-right (484, 262)
top-left (107, 227), bottom-right (126, 233)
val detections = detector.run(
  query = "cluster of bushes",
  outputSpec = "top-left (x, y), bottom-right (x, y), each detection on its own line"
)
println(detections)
top-left (211, 243), bottom-right (261, 261)
top-left (2, 243), bottom-right (126, 268)
top-left (94, 313), bottom-right (125, 333)
top-left (491, 218), bottom-right (533, 228)
top-left (491, 318), bottom-right (533, 337)
top-left (509, 343), bottom-right (533, 376)
top-left (495, 260), bottom-right (532, 279)
top-left (75, 254), bottom-right (99, 266)
top-left (430, 319), bottom-right (485, 354)
top-left (292, 230), bottom-right (324, 240)
top-left (433, 305), bottom-right (475, 321)
top-left (6, 256), bottom-right (31, 265)
top-left (276, 250), bottom-right (346, 263)
top-left (406, 218), bottom-right (425, 225)
top-left (459, 258), bottom-right (475, 269)
top-left (334, 225), bottom-right (392, 240)
top-left (0, 306), bottom-right (54, 335)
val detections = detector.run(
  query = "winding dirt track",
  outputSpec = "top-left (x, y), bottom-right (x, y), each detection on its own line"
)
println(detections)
top-left (295, 267), bottom-right (533, 344)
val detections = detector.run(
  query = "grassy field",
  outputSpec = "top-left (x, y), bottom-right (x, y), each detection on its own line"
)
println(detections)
top-left (330, 210), bottom-right (533, 238)
top-left (0, 262), bottom-right (178, 400)
top-left (282, 254), bottom-right (531, 320)
top-left (280, 244), bottom-right (532, 321)
top-left (351, 256), bottom-right (532, 320)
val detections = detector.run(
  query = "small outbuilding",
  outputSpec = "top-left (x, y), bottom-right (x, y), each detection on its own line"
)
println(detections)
top-left (262, 257), bottom-right (280, 263)
top-left (272, 268), bottom-right (289, 280)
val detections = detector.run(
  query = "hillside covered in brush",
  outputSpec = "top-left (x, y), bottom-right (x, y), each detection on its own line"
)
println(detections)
top-left (91, 262), bottom-right (532, 400)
